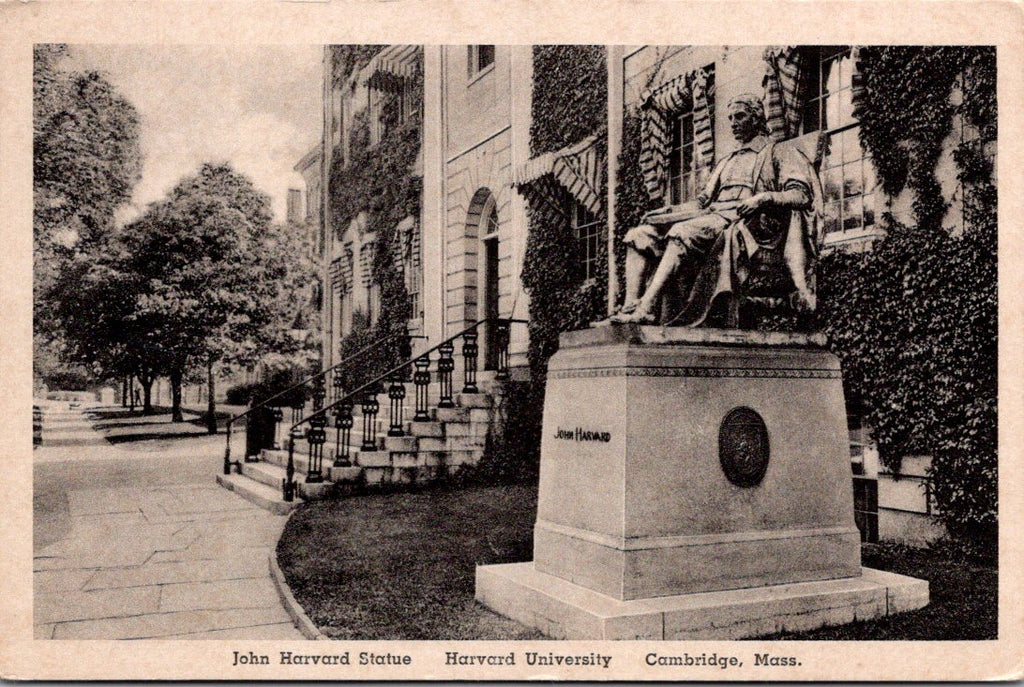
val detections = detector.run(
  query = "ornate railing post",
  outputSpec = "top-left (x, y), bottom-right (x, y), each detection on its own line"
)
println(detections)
top-left (387, 372), bottom-right (407, 437)
top-left (437, 340), bottom-right (455, 408)
top-left (332, 369), bottom-right (345, 408)
top-left (333, 399), bottom-right (354, 467)
top-left (360, 389), bottom-right (381, 451)
top-left (462, 328), bottom-right (479, 393)
top-left (283, 431), bottom-right (300, 501)
top-left (413, 355), bottom-right (431, 421)
top-left (272, 407), bottom-right (284, 448)
top-left (495, 318), bottom-right (512, 380)
top-left (306, 412), bottom-right (327, 483)
top-left (311, 376), bottom-right (326, 413)
top-left (223, 419), bottom-right (234, 474)
top-left (289, 394), bottom-right (306, 432)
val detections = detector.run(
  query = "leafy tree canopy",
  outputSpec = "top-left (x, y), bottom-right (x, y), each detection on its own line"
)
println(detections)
top-left (34, 44), bottom-right (143, 387)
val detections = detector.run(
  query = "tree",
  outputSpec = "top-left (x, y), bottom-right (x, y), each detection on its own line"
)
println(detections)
top-left (33, 44), bottom-right (142, 390)
top-left (118, 163), bottom-right (296, 428)
top-left (50, 238), bottom-right (172, 414)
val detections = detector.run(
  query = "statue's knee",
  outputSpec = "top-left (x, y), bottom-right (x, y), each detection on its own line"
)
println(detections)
top-left (625, 224), bottom-right (662, 255)
top-left (624, 224), bottom-right (655, 243)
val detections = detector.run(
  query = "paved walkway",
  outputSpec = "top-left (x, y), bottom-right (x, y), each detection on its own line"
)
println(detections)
top-left (33, 404), bottom-right (304, 640)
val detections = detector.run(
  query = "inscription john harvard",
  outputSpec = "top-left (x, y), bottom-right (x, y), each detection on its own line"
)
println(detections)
top-left (552, 427), bottom-right (612, 443)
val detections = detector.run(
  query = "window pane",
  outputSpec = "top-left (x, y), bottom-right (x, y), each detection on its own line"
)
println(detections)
top-left (681, 114), bottom-right (693, 142)
top-left (681, 145), bottom-right (693, 176)
top-left (843, 196), bottom-right (863, 231)
top-left (823, 169), bottom-right (842, 202)
top-left (802, 97), bottom-right (821, 134)
top-left (825, 93), bottom-right (840, 134)
top-left (841, 126), bottom-right (862, 163)
top-left (802, 55), bottom-right (822, 133)
top-left (843, 163), bottom-right (863, 196)
top-left (837, 88), bottom-right (855, 129)
top-left (823, 57), bottom-right (842, 100)
top-left (862, 193), bottom-right (875, 228)
top-left (824, 201), bottom-right (841, 234)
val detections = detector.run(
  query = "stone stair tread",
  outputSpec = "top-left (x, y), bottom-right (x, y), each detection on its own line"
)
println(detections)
top-left (215, 472), bottom-right (300, 515)
top-left (241, 461), bottom-right (291, 489)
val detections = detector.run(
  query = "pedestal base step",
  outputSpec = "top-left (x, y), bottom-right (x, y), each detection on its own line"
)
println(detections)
top-left (475, 562), bottom-right (928, 640)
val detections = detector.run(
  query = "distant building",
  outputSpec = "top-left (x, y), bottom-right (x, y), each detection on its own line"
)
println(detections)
top-left (286, 188), bottom-right (303, 225)
top-left (294, 145), bottom-right (323, 254)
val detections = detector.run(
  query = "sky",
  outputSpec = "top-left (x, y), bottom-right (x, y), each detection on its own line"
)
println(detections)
top-left (70, 44), bottom-right (323, 225)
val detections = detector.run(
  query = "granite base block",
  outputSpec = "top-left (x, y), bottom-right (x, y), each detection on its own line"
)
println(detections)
top-left (476, 562), bottom-right (928, 640)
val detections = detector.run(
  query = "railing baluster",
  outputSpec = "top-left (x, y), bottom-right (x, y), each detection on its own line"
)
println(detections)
top-left (274, 319), bottom-right (526, 486)
top-left (283, 432), bottom-right (299, 501)
top-left (437, 340), bottom-right (455, 408)
top-left (290, 395), bottom-right (306, 429)
top-left (387, 373), bottom-right (406, 436)
top-left (495, 319), bottom-right (512, 380)
top-left (413, 355), bottom-right (431, 422)
top-left (332, 369), bottom-right (345, 407)
top-left (272, 407), bottom-right (284, 448)
top-left (221, 329), bottom-right (404, 481)
top-left (462, 328), bottom-right (479, 393)
top-left (223, 419), bottom-right (234, 474)
top-left (306, 412), bottom-right (327, 483)
top-left (333, 399), bottom-right (354, 467)
top-left (361, 389), bottom-right (381, 451)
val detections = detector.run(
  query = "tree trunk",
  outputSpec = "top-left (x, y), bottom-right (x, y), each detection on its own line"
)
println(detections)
top-left (205, 359), bottom-right (217, 434)
top-left (129, 376), bottom-right (136, 412)
top-left (170, 369), bottom-right (184, 422)
top-left (121, 377), bottom-right (129, 408)
top-left (141, 374), bottom-right (155, 415)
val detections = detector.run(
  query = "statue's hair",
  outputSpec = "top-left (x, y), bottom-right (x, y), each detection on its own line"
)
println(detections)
top-left (728, 93), bottom-right (770, 136)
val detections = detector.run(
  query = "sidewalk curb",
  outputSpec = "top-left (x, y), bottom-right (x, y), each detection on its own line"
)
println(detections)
top-left (268, 511), bottom-right (328, 641)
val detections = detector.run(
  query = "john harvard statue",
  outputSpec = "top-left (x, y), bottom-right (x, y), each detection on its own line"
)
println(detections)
top-left (610, 93), bottom-right (823, 327)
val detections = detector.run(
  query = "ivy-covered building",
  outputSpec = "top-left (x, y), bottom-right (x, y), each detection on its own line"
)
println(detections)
top-left (302, 44), bottom-right (995, 547)
top-left (616, 46), bottom-right (995, 547)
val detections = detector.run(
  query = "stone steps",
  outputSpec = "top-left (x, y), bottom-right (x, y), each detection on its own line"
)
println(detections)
top-left (218, 382), bottom-right (500, 513)
top-left (36, 408), bottom-right (109, 447)
top-left (215, 472), bottom-right (301, 515)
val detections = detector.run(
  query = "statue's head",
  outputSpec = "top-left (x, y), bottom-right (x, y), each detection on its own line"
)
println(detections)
top-left (727, 94), bottom-right (769, 143)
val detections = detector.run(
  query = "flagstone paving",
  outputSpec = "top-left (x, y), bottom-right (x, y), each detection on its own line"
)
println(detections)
top-left (33, 404), bottom-right (304, 640)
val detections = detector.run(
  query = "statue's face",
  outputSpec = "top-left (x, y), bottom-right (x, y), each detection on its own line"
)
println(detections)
top-left (728, 105), bottom-right (761, 143)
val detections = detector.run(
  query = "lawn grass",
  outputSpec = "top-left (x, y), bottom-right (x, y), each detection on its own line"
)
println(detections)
top-left (757, 541), bottom-right (997, 640)
top-left (277, 483), bottom-right (997, 641)
top-left (90, 405), bottom-right (240, 448)
top-left (277, 483), bottom-right (545, 640)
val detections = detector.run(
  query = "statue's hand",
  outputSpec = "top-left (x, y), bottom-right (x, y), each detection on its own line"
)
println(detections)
top-left (737, 192), bottom-right (772, 218)
top-left (696, 192), bottom-right (711, 209)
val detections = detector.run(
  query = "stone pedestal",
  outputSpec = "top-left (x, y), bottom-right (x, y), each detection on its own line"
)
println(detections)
top-left (476, 325), bottom-right (928, 639)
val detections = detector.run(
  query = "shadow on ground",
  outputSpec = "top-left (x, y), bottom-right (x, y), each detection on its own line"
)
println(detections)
top-left (89, 406), bottom-right (239, 447)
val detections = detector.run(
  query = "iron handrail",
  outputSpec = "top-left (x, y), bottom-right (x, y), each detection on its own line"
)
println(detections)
top-left (287, 317), bottom-right (526, 434)
top-left (223, 329), bottom-right (404, 471)
top-left (234, 332), bottom-right (402, 423)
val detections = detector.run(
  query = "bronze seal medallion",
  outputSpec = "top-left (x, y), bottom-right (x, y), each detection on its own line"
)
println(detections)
top-left (718, 406), bottom-right (770, 487)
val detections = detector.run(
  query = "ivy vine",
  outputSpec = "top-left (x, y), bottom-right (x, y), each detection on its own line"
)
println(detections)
top-left (820, 46), bottom-right (997, 544)
top-left (327, 47), bottom-right (422, 385)
top-left (521, 45), bottom-right (608, 375)
top-left (478, 46), bottom-right (608, 484)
